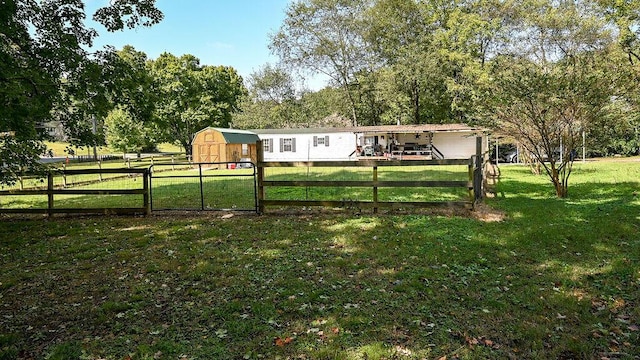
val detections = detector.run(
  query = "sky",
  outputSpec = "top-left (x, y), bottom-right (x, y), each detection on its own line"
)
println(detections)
top-left (86, 0), bottom-right (301, 86)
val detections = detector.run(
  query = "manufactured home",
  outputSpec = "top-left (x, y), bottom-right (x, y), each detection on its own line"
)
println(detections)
top-left (251, 128), bottom-right (358, 161)
top-left (253, 124), bottom-right (487, 161)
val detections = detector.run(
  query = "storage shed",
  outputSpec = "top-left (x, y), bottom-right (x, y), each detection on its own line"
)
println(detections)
top-left (192, 127), bottom-right (260, 165)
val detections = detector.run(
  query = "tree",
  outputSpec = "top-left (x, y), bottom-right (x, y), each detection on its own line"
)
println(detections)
top-left (149, 53), bottom-right (246, 155)
top-left (485, 0), bottom-right (617, 198)
top-left (489, 50), bottom-right (615, 197)
top-left (233, 64), bottom-right (300, 129)
top-left (104, 106), bottom-right (150, 155)
top-left (0, 0), bottom-right (162, 185)
top-left (270, 0), bottom-right (372, 126)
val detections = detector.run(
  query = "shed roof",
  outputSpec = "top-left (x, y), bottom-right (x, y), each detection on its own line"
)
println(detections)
top-left (193, 127), bottom-right (260, 144)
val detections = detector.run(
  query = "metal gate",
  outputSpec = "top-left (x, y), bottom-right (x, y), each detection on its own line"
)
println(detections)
top-left (149, 161), bottom-right (257, 212)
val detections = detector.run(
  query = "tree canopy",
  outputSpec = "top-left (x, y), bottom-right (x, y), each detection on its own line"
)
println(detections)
top-left (1, 0), bottom-right (162, 185)
top-left (148, 53), bottom-right (246, 155)
top-left (265, 0), bottom-right (640, 197)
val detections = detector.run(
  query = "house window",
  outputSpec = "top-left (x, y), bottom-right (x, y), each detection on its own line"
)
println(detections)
top-left (280, 138), bottom-right (296, 152)
top-left (313, 135), bottom-right (330, 147)
top-left (241, 143), bottom-right (249, 156)
top-left (262, 138), bottom-right (274, 153)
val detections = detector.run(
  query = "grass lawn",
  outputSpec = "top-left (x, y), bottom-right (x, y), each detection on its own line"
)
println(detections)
top-left (0, 160), bottom-right (639, 359)
top-left (44, 142), bottom-right (184, 158)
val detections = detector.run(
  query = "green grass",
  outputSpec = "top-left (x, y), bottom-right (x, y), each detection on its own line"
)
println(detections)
top-left (1, 164), bottom-right (468, 211)
top-left (44, 142), bottom-right (184, 158)
top-left (0, 160), bottom-right (639, 359)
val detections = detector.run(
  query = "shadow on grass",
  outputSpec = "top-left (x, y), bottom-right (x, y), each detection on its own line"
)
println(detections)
top-left (0, 165), bottom-right (638, 359)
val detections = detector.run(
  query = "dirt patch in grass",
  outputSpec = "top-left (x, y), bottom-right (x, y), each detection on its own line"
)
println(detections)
top-left (471, 203), bottom-right (506, 222)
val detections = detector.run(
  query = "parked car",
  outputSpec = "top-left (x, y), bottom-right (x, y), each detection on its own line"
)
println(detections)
top-left (490, 145), bottom-right (518, 163)
top-left (502, 149), bottom-right (518, 163)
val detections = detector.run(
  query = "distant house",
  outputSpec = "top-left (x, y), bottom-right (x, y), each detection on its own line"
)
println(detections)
top-left (39, 121), bottom-right (66, 141)
top-left (191, 127), bottom-right (260, 165)
top-left (253, 124), bottom-right (487, 161)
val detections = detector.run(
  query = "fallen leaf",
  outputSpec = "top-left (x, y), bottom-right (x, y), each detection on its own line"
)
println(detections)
top-left (331, 327), bottom-right (340, 334)
top-left (274, 336), bottom-right (293, 347)
top-left (628, 325), bottom-right (639, 331)
top-left (465, 335), bottom-right (479, 346)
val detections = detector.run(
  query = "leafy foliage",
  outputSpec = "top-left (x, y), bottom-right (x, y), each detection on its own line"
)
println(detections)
top-left (0, 0), bottom-right (162, 184)
top-left (104, 107), bottom-right (150, 154)
top-left (149, 53), bottom-right (246, 154)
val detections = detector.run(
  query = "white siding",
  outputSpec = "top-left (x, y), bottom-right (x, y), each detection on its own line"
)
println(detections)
top-left (432, 132), bottom-right (480, 159)
top-left (257, 132), bottom-right (358, 161)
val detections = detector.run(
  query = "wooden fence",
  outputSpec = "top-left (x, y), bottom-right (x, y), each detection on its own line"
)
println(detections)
top-left (256, 138), bottom-right (486, 214)
top-left (0, 168), bottom-right (150, 216)
top-left (0, 137), bottom-right (486, 216)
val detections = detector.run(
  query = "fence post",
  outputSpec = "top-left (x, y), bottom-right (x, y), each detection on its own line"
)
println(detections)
top-left (171, 155), bottom-right (175, 171)
top-left (127, 158), bottom-right (131, 168)
top-left (256, 141), bottom-right (265, 214)
top-left (199, 163), bottom-right (205, 211)
top-left (474, 136), bottom-right (483, 203)
top-left (47, 172), bottom-right (54, 217)
top-left (143, 169), bottom-right (150, 215)
top-left (19, 167), bottom-right (23, 190)
top-left (373, 165), bottom-right (378, 214)
top-left (468, 157), bottom-right (475, 203)
top-left (62, 164), bottom-right (67, 187)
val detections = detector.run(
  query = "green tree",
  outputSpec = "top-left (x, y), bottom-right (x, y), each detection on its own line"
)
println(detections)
top-left (485, 0), bottom-right (616, 198)
top-left (270, 0), bottom-right (372, 126)
top-left (0, 0), bottom-right (162, 185)
top-left (149, 53), bottom-right (246, 154)
top-left (104, 106), bottom-right (151, 155)
top-left (233, 64), bottom-right (301, 129)
top-left (488, 51), bottom-right (615, 198)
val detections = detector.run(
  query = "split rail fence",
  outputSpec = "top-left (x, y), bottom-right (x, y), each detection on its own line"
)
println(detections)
top-left (0, 168), bottom-right (149, 215)
top-left (0, 138), bottom-right (486, 215)
top-left (256, 137), bottom-right (486, 213)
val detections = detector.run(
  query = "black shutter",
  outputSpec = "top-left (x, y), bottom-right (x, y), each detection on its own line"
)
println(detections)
top-left (292, 138), bottom-right (297, 152)
top-left (279, 138), bottom-right (284, 152)
top-left (269, 138), bottom-right (274, 153)
top-left (313, 136), bottom-right (318, 147)
top-left (325, 136), bottom-right (330, 147)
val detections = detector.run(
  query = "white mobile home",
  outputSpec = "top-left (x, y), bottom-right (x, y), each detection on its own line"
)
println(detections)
top-left (253, 124), bottom-right (487, 161)
top-left (252, 128), bottom-right (358, 161)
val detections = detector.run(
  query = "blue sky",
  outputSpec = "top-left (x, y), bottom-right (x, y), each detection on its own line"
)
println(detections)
top-left (87, 0), bottom-right (292, 83)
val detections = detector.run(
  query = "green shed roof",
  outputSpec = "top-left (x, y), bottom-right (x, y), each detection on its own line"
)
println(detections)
top-left (195, 127), bottom-right (260, 144)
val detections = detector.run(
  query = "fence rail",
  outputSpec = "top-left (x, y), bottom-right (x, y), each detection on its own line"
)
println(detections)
top-left (0, 138), bottom-right (486, 216)
top-left (0, 168), bottom-right (150, 216)
top-left (256, 139), bottom-right (485, 214)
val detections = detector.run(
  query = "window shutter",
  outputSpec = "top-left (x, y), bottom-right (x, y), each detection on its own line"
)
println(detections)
top-left (269, 139), bottom-right (274, 153)
top-left (279, 138), bottom-right (284, 152)
top-left (325, 136), bottom-right (330, 147)
top-left (313, 136), bottom-right (318, 147)
top-left (292, 138), bottom-right (297, 152)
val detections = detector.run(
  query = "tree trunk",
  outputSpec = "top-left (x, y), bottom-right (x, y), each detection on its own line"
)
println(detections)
top-left (413, 79), bottom-right (420, 123)
top-left (183, 141), bottom-right (192, 156)
top-left (551, 168), bottom-right (568, 198)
